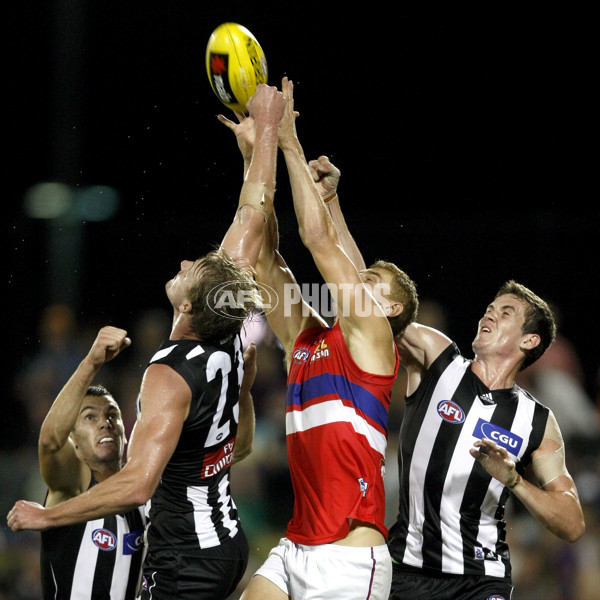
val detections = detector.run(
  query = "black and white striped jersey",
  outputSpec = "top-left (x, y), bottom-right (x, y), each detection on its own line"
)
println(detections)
top-left (41, 484), bottom-right (146, 599)
top-left (143, 334), bottom-right (245, 553)
top-left (388, 343), bottom-right (549, 579)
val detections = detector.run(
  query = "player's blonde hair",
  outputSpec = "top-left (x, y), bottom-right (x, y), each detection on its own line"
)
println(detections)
top-left (369, 260), bottom-right (419, 336)
top-left (187, 248), bottom-right (262, 343)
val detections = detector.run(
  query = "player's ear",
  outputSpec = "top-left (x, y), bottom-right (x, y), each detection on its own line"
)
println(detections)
top-left (386, 301), bottom-right (403, 318)
top-left (179, 300), bottom-right (193, 314)
top-left (521, 333), bottom-right (540, 350)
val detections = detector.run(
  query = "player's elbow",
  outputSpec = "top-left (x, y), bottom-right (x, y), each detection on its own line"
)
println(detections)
top-left (232, 444), bottom-right (252, 465)
top-left (38, 437), bottom-right (61, 456)
top-left (564, 518), bottom-right (585, 543)
top-left (552, 511), bottom-right (585, 543)
top-left (119, 466), bottom-right (159, 507)
top-left (298, 222), bottom-right (335, 253)
top-left (127, 481), bottom-right (155, 507)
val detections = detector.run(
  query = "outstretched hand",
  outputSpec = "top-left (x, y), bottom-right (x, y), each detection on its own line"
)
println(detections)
top-left (278, 76), bottom-right (300, 151)
top-left (218, 83), bottom-right (285, 163)
top-left (470, 437), bottom-right (520, 488)
top-left (217, 111), bottom-right (256, 163)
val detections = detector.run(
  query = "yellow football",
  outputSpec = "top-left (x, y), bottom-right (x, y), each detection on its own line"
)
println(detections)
top-left (205, 23), bottom-right (268, 113)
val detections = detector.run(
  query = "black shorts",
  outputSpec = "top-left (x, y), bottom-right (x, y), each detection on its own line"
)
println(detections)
top-left (390, 562), bottom-right (514, 600)
top-left (140, 528), bottom-right (249, 600)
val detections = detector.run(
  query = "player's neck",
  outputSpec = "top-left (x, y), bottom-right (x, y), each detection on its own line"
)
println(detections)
top-left (471, 357), bottom-right (519, 391)
top-left (169, 314), bottom-right (199, 341)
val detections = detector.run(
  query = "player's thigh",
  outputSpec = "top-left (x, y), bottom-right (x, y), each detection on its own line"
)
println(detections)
top-left (240, 574), bottom-right (289, 600)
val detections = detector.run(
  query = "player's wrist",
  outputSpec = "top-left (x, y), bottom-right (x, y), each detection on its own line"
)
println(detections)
top-left (507, 472), bottom-right (522, 489)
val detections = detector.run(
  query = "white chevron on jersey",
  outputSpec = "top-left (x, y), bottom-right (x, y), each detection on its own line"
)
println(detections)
top-left (286, 398), bottom-right (387, 456)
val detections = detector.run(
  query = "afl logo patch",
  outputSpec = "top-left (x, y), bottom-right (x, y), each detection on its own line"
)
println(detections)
top-left (437, 400), bottom-right (465, 424)
top-left (293, 347), bottom-right (311, 363)
top-left (92, 528), bottom-right (117, 551)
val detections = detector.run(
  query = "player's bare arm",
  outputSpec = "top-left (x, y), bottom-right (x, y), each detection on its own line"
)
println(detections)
top-left (278, 77), bottom-right (395, 375)
top-left (395, 323), bottom-right (453, 395)
top-left (470, 411), bottom-right (584, 543)
top-left (220, 92), bottom-right (323, 359)
top-left (232, 342), bottom-right (257, 464)
top-left (310, 156), bottom-right (367, 273)
top-left (256, 210), bottom-right (325, 366)
top-left (7, 363), bottom-right (190, 531)
top-left (39, 326), bottom-right (131, 504)
top-left (220, 84), bottom-right (285, 268)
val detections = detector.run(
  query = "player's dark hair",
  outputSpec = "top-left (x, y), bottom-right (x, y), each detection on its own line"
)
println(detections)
top-left (86, 384), bottom-right (113, 398)
top-left (495, 280), bottom-right (556, 371)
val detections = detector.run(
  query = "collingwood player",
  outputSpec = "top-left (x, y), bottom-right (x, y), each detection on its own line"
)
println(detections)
top-left (387, 280), bottom-right (586, 599)
top-left (38, 325), bottom-right (145, 599)
top-left (7, 83), bottom-right (286, 600)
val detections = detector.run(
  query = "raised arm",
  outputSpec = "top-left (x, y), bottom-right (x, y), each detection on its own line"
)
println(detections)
top-left (256, 210), bottom-right (325, 363)
top-left (219, 88), bottom-right (324, 364)
top-left (308, 156), bottom-right (366, 272)
top-left (278, 78), bottom-right (396, 375)
top-left (39, 326), bottom-right (131, 505)
top-left (220, 84), bottom-right (285, 268)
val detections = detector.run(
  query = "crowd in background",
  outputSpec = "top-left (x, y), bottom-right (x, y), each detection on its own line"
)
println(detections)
top-left (2, 300), bottom-right (599, 599)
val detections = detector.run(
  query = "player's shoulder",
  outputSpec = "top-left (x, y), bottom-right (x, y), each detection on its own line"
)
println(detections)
top-left (396, 323), bottom-right (452, 367)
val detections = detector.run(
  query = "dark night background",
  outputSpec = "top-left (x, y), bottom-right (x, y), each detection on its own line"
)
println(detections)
top-left (7, 3), bottom-right (597, 398)
top-left (2, 3), bottom-right (599, 597)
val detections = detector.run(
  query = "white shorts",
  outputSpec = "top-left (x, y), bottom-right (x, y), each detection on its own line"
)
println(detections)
top-left (254, 537), bottom-right (392, 600)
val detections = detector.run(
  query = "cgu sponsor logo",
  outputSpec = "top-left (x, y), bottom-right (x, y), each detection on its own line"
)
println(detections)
top-left (123, 529), bottom-right (144, 555)
top-left (473, 418), bottom-right (523, 456)
top-left (92, 528), bottom-right (117, 551)
top-left (437, 400), bottom-right (465, 424)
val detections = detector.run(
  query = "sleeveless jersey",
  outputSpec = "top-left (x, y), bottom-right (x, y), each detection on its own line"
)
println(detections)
top-left (285, 322), bottom-right (399, 545)
top-left (40, 479), bottom-right (145, 599)
top-left (143, 334), bottom-right (246, 555)
top-left (387, 343), bottom-right (549, 579)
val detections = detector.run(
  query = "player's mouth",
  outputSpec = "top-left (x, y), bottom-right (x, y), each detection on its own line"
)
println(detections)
top-left (98, 436), bottom-right (116, 445)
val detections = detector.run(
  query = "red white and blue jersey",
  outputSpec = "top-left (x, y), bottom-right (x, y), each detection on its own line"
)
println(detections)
top-left (285, 322), bottom-right (399, 545)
